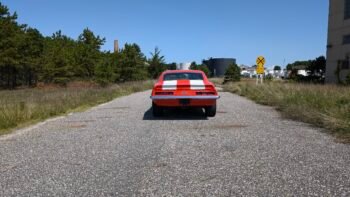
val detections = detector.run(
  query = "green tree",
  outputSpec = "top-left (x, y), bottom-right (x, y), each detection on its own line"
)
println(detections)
top-left (286, 56), bottom-right (326, 82)
top-left (286, 60), bottom-right (312, 71)
top-left (308, 56), bottom-right (326, 77)
top-left (19, 28), bottom-right (44, 86)
top-left (190, 62), bottom-right (210, 77)
top-left (94, 53), bottom-right (117, 86)
top-left (119, 43), bottom-right (148, 81)
top-left (0, 2), bottom-right (176, 87)
top-left (78, 28), bottom-right (105, 51)
top-left (273, 65), bottom-right (281, 71)
top-left (76, 28), bottom-right (105, 78)
top-left (190, 61), bottom-right (198, 70)
top-left (346, 73), bottom-right (350, 85)
top-left (148, 47), bottom-right (166, 78)
top-left (197, 64), bottom-right (210, 77)
top-left (40, 31), bottom-right (76, 84)
top-left (0, 2), bottom-right (25, 88)
top-left (224, 63), bottom-right (241, 83)
top-left (166, 62), bottom-right (177, 70)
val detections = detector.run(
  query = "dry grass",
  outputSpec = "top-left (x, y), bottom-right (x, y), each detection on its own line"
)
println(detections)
top-left (0, 81), bottom-right (154, 135)
top-left (224, 81), bottom-right (350, 142)
top-left (209, 78), bottom-right (224, 86)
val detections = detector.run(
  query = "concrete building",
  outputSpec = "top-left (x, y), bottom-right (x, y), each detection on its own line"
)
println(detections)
top-left (203, 58), bottom-right (236, 77)
top-left (326, 0), bottom-right (350, 83)
top-left (176, 63), bottom-right (191, 70)
top-left (240, 65), bottom-right (287, 79)
top-left (240, 65), bottom-right (257, 78)
top-left (114, 40), bottom-right (119, 53)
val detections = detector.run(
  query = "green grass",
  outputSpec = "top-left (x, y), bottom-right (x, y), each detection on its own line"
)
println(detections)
top-left (224, 81), bottom-right (350, 143)
top-left (0, 81), bottom-right (154, 135)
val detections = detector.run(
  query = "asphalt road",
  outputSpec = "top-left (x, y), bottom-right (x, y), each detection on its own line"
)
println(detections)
top-left (1, 90), bottom-right (349, 196)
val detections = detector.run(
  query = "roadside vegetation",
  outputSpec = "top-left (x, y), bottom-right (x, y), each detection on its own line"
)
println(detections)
top-left (0, 2), bottom-right (163, 135)
top-left (286, 56), bottom-right (326, 83)
top-left (223, 63), bottom-right (241, 84)
top-left (0, 2), bottom-right (173, 89)
top-left (0, 81), bottom-right (153, 135)
top-left (224, 80), bottom-right (350, 142)
top-left (0, 2), bottom-right (220, 135)
top-left (189, 62), bottom-right (211, 77)
top-left (209, 78), bottom-right (225, 86)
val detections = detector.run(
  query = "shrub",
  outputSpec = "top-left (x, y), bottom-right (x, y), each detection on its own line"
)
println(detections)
top-left (346, 73), bottom-right (350, 85)
top-left (223, 63), bottom-right (241, 84)
top-left (53, 77), bottom-right (70, 86)
top-left (265, 74), bottom-right (273, 81)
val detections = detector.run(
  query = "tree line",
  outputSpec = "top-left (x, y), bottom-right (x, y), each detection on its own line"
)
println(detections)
top-left (0, 2), bottom-right (184, 89)
top-left (286, 56), bottom-right (326, 83)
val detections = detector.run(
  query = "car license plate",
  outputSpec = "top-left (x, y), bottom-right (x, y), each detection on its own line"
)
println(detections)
top-left (179, 99), bottom-right (190, 105)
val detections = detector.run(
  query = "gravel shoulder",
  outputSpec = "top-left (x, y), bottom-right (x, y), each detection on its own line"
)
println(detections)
top-left (0, 90), bottom-right (349, 196)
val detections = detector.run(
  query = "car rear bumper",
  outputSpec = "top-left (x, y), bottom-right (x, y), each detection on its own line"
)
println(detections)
top-left (151, 95), bottom-right (219, 107)
top-left (150, 95), bottom-right (220, 100)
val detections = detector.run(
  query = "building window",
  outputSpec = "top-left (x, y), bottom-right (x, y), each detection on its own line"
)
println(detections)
top-left (342, 60), bottom-right (350, 69)
top-left (345, 0), bottom-right (350, 19)
top-left (343, 34), bottom-right (350, 44)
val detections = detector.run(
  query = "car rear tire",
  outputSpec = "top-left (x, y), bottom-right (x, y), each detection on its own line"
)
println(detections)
top-left (205, 104), bottom-right (216, 117)
top-left (152, 102), bottom-right (163, 117)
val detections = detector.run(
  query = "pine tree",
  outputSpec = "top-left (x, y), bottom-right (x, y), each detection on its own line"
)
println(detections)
top-left (119, 44), bottom-right (148, 81)
top-left (0, 3), bottom-right (25, 88)
top-left (76, 28), bottom-right (105, 78)
top-left (95, 53), bottom-right (117, 86)
top-left (148, 47), bottom-right (166, 79)
top-left (224, 63), bottom-right (241, 83)
top-left (19, 28), bottom-right (44, 86)
top-left (197, 64), bottom-right (210, 77)
top-left (40, 31), bottom-right (76, 84)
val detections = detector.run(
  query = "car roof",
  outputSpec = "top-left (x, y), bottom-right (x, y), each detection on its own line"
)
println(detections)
top-left (162, 70), bottom-right (204, 74)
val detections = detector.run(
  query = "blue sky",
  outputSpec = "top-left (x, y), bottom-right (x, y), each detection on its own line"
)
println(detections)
top-left (2, 0), bottom-right (329, 68)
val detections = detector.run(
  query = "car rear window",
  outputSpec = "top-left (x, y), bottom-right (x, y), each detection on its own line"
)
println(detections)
top-left (163, 73), bottom-right (204, 81)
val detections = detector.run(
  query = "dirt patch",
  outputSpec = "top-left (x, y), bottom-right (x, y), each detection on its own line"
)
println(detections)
top-left (215, 124), bottom-right (248, 129)
top-left (66, 120), bottom-right (95, 123)
top-left (97, 116), bottom-right (113, 119)
top-left (334, 134), bottom-right (350, 144)
top-left (154, 162), bottom-right (167, 168)
top-left (1, 163), bottom-right (18, 173)
top-left (66, 81), bottom-right (99, 88)
top-left (98, 107), bottom-right (130, 110)
top-left (68, 124), bottom-right (87, 128)
top-left (36, 83), bottom-right (61, 90)
top-left (217, 111), bottom-right (228, 114)
top-left (199, 175), bottom-right (218, 183)
top-left (193, 124), bottom-right (247, 130)
top-left (222, 145), bottom-right (237, 152)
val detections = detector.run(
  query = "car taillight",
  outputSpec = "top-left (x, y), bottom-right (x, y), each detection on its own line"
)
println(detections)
top-left (155, 92), bottom-right (174, 95)
top-left (205, 85), bottom-right (216, 91)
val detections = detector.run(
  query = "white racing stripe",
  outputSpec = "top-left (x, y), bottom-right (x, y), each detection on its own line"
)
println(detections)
top-left (162, 80), bottom-right (177, 90)
top-left (190, 80), bottom-right (205, 90)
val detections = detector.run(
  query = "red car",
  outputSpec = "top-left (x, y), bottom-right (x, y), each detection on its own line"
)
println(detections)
top-left (150, 70), bottom-right (220, 117)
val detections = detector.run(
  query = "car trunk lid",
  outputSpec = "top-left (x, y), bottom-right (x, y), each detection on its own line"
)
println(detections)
top-left (161, 80), bottom-right (206, 90)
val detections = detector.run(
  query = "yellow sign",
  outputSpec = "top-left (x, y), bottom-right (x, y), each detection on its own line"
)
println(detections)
top-left (256, 56), bottom-right (265, 74)
top-left (256, 56), bottom-right (265, 67)
top-left (256, 65), bottom-right (264, 74)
